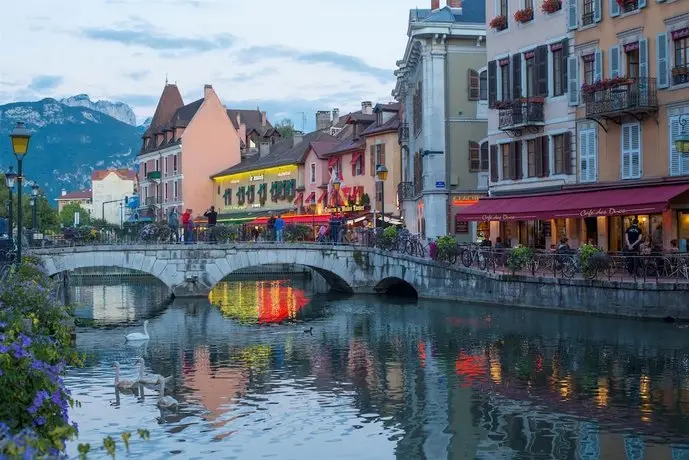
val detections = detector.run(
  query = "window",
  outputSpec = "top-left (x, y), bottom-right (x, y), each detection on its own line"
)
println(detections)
top-left (583, 58), bottom-right (595, 85)
top-left (553, 134), bottom-right (567, 174)
top-left (499, 0), bottom-right (508, 16)
top-left (165, 183), bottom-right (169, 201)
top-left (670, 115), bottom-right (689, 176)
top-left (155, 159), bottom-right (159, 172)
top-left (525, 53), bottom-right (536, 97)
top-left (468, 69), bottom-right (480, 101)
top-left (675, 37), bottom-right (689, 67)
top-left (376, 144), bottom-right (386, 169)
top-left (582, 0), bottom-right (594, 26)
top-left (143, 163), bottom-right (148, 176)
top-left (173, 155), bottom-right (178, 173)
top-left (578, 128), bottom-right (597, 182)
top-left (413, 83), bottom-right (422, 135)
top-left (621, 122), bottom-right (641, 179)
top-left (309, 163), bottom-right (316, 184)
top-left (355, 156), bottom-right (363, 176)
top-left (479, 70), bottom-right (488, 100)
top-left (500, 63), bottom-right (510, 100)
top-left (375, 181), bottom-right (382, 205)
top-left (469, 141), bottom-right (481, 172)
top-left (527, 139), bottom-right (537, 177)
top-left (622, 0), bottom-right (638, 13)
top-left (524, 0), bottom-right (533, 9)
top-left (501, 144), bottom-right (511, 180)
top-left (480, 142), bottom-right (489, 172)
top-left (552, 48), bottom-right (564, 96)
top-left (626, 47), bottom-right (639, 80)
top-left (173, 181), bottom-right (178, 199)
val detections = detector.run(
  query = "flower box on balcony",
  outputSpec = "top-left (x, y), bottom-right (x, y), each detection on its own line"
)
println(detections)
top-left (489, 15), bottom-right (508, 31)
top-left (672, 66), bottom-right (688, 76)
top-left (493, 100), bottom-right (512, 109)
top-left (541, 0), bottom-right (562, 14)
top-left (581, 77), bottom-right (634, 95)
top-left (514, 8), bottom-right (534, 23)
top-left (615, 0), bottom-right (636, 5)
top-left (518, 97), bottom-right (545, 104)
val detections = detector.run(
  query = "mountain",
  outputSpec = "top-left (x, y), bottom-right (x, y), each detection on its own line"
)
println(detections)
top-left (137, 117), bottom-right (152, 134)
top-left (0, 98), bottom-right (140, 200)
top-left (60, 94), bottom-right (137, 126)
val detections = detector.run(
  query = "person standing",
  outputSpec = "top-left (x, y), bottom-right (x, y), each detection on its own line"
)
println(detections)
top-left (274, 214), bottom-right (285, 243)
top-left (168, 208), bottom-right (180, 243)
top-left (182, 209), bottom-right (191, 243)
top-left (204, 206), bottom-right (218, 243)
top-left (625, 218), bottom-right (643, 274)
top-left (267, 214), bottom-right (276, 242)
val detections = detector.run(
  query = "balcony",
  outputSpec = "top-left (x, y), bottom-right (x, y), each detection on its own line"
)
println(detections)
top-left (497, 99), bottom-right (545, 137)
top-left (144, 196), bottom-right (161, 206)
top-left (398, 182), bottom-right (419, 201)
top-left (672, 65), bottom-right (689, 86)
top-left (146, 171), bottom-right (161, 182)
top-left (583, 77), bottom-right (658, 122)
top-left (398, 123), bottom-right (409, 145)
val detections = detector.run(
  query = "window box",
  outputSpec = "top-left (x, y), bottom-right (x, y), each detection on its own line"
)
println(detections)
top-left (493, 100), bottom-right (512, 110)
top-left (617, 0), bottom-right (638, 13)
top-left (672, 65), bottom-right (689, 86)
top-left (489, 15), bottom-right (508, 31)
top-left (514, 8), bottom-right (534, 23)
top-left (581, 76), bottom-right (635, 95)
top-left (541, 0), bottom-right (562, 14)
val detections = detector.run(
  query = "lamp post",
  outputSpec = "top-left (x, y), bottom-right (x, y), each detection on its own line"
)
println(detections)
top-left (376, 165), bottom-right (388, 228)
top-left (311, 194), bottom-right (316, 239)
top-left (30, 183), bottom-right (39, 233)
top-left (332, 179), bottom-right (341, 212)
top-left (10, 122), bottom-right (31, 264)
top-left (5, 167), bottom-right (16, 242)
top-left (332, 179), bottom-right (341, 244)
top-left (674, 115), bottom-right (689, 154)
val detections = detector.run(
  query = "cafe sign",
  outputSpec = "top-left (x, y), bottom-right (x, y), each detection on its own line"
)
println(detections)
top-left (577, 207), bottom-right (655, 218)
top-left (323, 205), bottom-right (365, 213)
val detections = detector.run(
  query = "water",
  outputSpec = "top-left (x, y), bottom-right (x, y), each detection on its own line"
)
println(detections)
top-left (65, 276), bottom-right (689, 459)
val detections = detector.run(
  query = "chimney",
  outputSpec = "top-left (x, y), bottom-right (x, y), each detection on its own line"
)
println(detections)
top-left (61, 189), bottom-right (67, 197)
top-left (204, 84), bottom-right (213, 99)
top-left (315, 111), bottom-right (331, 131)
top-left (431, 0), bottom-right (439, 10)
top-left (448, 0), bottom-right (462, 9)
top-left (292, 130), bottom-right (304, 146)
top-left (361, 101), bottom-right (373, 115)
top-left (261, 111), bottom-right (267, 128)
top-left (332, 108), bottom-right (340, 125)
top-left (259, 141), bottom-right (271, 157)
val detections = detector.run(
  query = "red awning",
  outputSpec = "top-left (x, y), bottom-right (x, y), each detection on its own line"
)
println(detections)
top-left (328, 157), bottom-right (339, 168)
top-left (305, 192), bottom-right (315, 204)
top-left (249, 214), bottom-right (331, 225)
top-left (293, 192), bottom-right (303, 206)
top-left (350, 151), bottom-right (362, 165)
top-left (317, 190), bottom-right (327, 203)
top-left (456, 183), bottom-right (689, 221)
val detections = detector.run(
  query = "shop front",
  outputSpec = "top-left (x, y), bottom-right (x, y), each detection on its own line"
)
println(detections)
top-left (451, 193), bottom-right (488, 243)
top-left (456, 183), bottom-right (689, 252)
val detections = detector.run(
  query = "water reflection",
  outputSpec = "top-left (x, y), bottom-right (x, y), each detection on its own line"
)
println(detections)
top-left (65, 278), bottom-right (689, 459)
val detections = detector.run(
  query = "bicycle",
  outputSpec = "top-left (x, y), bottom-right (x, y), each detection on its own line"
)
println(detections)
top-left (460, 244), bottom-right (487, 270)
top-left (403, 233), bottom-right (427, 258)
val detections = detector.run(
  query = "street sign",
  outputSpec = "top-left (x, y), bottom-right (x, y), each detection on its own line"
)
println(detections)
top-left (435, 181), bottom-right (446, 189)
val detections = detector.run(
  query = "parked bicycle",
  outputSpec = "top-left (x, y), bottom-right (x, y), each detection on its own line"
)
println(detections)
top-left (460, 244), bottom-right (487, 270)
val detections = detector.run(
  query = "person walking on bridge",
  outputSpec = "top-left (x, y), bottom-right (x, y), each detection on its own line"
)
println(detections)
top-left (168, 208), bottom-right (180, 243)
top-left (274, 215), bottom-right (285, 243)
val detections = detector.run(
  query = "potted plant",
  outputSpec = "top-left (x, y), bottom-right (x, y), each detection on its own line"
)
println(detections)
top-left (514, 7), bottom-right (534, 23)
top-left (489, 15), bottom-right (508, 31)
top-left (673, 66), bottom-right (688, 76)
top-left (541, 0), bottom-right (562, 14)
top-left (360, 193), bottom-right (371, 211)
top-left (519, 96), bottom-right (545, 104)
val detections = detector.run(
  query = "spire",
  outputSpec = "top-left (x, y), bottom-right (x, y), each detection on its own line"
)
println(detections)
top-left (165, 73), bottom-right (168, 85)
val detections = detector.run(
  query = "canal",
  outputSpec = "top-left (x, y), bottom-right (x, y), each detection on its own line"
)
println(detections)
top-left (65, 274), bottom-right (689, 459)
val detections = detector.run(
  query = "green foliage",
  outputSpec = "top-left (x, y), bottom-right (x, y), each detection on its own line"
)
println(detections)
top-left (359, 193), bottom-right (371, 206)
top-left (275, 118), bottom-right (295, 138)
top-left (284, 224), bottom-right (311, 242)
top-left (59, 202), bottom-right (91, 228)
top-left (210, 224), bottom-right (239, 243)
top-left (506, 246), bottom-right (535, 273)
top-left (0, 181), bottom-right (59, 233)
top-left (140, 223), bottom-right (172, 242)
top-left (436, 235), bottom-right (458, 256)
top-left (382, 226), bottom-right (398, 241)
top-left (579, 244), bottom-right (608, 276)
top-left (90, 218), bottom-right (118, 230)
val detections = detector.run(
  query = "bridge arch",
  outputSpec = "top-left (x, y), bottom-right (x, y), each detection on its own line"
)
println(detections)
top-left (375, 277), bottom-right (418, 298)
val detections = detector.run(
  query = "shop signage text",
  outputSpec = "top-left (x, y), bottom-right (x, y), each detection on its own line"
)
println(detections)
top-left (481, 214), bottom-right (519, 221)
top-left (579, 207), bottom-right (636, 218)
top-left (323, 205), bottom-right (365, 213)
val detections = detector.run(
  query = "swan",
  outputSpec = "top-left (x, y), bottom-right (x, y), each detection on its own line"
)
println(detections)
top-left (136, 358), bottom-right (172, 387)
top-left (125, 320), bottom-right (150, 341)
top-left (156, 376), bottom-right (179, 411)
top-left (113, 362), bottom-right (138, 390)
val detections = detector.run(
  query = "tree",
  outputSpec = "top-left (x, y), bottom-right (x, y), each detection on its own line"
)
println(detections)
top-left (59, 202), bottom-right (91, 228)
top-left (0, 176), bottom-right (59, 233)
top-left (275, 118), bottom-right (295, 138)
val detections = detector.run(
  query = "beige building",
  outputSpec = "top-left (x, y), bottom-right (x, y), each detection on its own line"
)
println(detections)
top-left (91, 169), bottom-right (137, 224)
top-left (55, 189), bottom-right (92, 215)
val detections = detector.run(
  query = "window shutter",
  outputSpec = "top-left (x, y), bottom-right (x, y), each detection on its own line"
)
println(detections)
top-left (567, 56), bottom-right (579, 106)
top-left (370, 145), bottom-right (375, 176)
top-left (488, 60), bottom-right (498, 107)
top-left (657, 33), bottom-right (669, 89)
top-left (579, 130), bottom-right (589, 181)
top-left (380, 143), bottom-right (386, 168)
top-left (594, 49), bottom-right (603, 82)
top-left (567, 0), bottom-right (578, 30)
top-left (631, 124), bottom-right (641, 178)
top-left (469, 141), bottom-right (479, 172)
top-left (514, 142), bottom-right (523, 180)
top-left (589, 130), bottom-right (598, 182)
top-left (594, 0), bottom-right (601, 22)
top-left (639, 0), bottom-right (647, 7)
top-left (610, 0), bottom-right (620, 17)
top-left (537, 45), bottom-right (549, 97)
top-left (622, 125), bottom-right (631, 179)
top-left (509, 143), bottom-right (517, 180)
top-left (541, 136), bottom-right (550, 177)
top-left (534, 140), bottom-right (543, 178)
top-left (610, 45), bottom-right (620, 78)
top-left (490, 145), bottom-right (499, 182)
top-left (512, 54), bottom-right (522, 99)
top-left (639, 38), bottom-right (648, 79)
top-left (468, 69), bottom-right (480, 101)
top-left (564, 131), bottom-right (573, 175)
top-left (670, 116), bottom-right (682, 176)
top-left (562, 38), bottom-right (569, 87)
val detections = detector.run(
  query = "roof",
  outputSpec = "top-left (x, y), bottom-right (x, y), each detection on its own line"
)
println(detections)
top-left (226, 108), bottom-right (275, 137)
top-left (211, 130), bottom-right (338, 177)
top-left (409, 1), bottom-right (485, 25)
top-left (144, 84), bottom-right (184, 136)
top-left (140, 97), bottom-right (204, 154)
top-left (360, 112), bottom-right (401, 137)
top-left (56, 190), bottom-right (92, 201)
top-left (91, 169), bottom-right (137, 181)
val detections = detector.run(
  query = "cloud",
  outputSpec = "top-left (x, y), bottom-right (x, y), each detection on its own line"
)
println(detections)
top-left (125, 71), bottom-right (149, 81)
top-left (235, 46), bottom-right (394, 83)
top-left (82, 22), bottom-right (235, 52)
top-left (28, 75), bottom-right (63, 91)
top-left (116, 94), bottom-right (161, 106)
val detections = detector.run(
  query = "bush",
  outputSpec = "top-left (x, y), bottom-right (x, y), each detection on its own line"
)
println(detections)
top-left (579, 244), bottom-right (607, 276)
top-left (210, 224), bottom-right (239, 243)
top-left (284, 224), bottom-right (311, 242)
top-left (436, 235), bottom-right (458, 255)
top-left (139, 223), bottom-right (172, 243)
top-left (506, 246), bottom-right (534, 273)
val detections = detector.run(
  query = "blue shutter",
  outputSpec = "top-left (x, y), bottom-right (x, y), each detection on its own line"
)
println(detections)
top-left (639, 38), bottom-right (649, 78)
top-left (639, 0), bottom-right (647, 7)
top-left (657, 33), bottom-right (669, 89)
top-left (594, 50), bottom-right (603, 82)
top-left (610, 0), bottom-right (620, 17)
top-left (610, 45), bottom-right (620, 78)
top-left (568, 56), bottom-right (579, 106)
top-left (594, 0), bottom-right (602, 22)
top-left (568, 0), bottom-right (578, 30)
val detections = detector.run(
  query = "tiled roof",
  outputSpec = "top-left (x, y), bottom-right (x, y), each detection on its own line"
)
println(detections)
top-left (91, 169), bottom-right (137, 181)
top-left (360, 113), bottom-right (401, 137)
top-left (56, 190), bottom-right (92, 200)
top-left (410, 0), bottom-right (485, 24)
top-left (140, 98), bottom-right (203, 154)
top-left (211, 130), bottom-right (338, 177)
top-left (226, 108), bottom-right (275, 137)
top-left (144, 84), bottom-right (184, 137)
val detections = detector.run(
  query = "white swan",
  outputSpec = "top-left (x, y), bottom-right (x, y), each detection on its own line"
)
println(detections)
top-left (136, 357), bottom-right (172, 387)
top-left (113, 362), bottom-right (138, 390)
top-left (156, 376), bottom-right (178, 411)
top-left (125, 320), bottom-right (150, 341)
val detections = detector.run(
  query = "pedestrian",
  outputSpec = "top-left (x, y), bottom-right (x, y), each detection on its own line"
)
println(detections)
top-left (625, 218), bottom-right (643, 274)
top-left (182, 209), bottom-right (191, 243)
top-left (168, 208), bottom-right (180, 243)
top-left (275, 214), bottom-right (285, 243)
top-left (267, 214), bottom-right (276, 241)
top-left (204, 205), bottom-right (218, 243)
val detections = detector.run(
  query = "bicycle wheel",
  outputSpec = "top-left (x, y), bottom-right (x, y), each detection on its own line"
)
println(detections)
top-left (448, 252), bottom-right (458, 265)
top-left (461, 248), bottom-right (473, 267)
top-left (562, 259), bottom-right (577, 278)
top-left (477, 252), bottom-right (487, 270)
top-left (416, 241), bottom-right (427, 258)
top-left (404, 239), bottom-right (415, 256)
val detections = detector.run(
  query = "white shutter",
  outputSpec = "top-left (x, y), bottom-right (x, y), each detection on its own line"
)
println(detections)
top-left (594, 0), bottom-right (601, 22)
top-left (621, 123), bottom-right (641, 179)
top-left (568, 56), bottom-right (579, 106)
top-left (622, 125), bottom-right (631, 179)
top-left (670, 116), bottom-right (682, 176)
top-left (657, 33), bottom-right (669, 89)
top-left (594, 50), bottom-right (603, 82)
top-left (610, 0), bottom-right (620, 17)
top-left (588, 129), bottom-right (597, 182)
top-left (568, 0), bottom-right (578, 30)
top-left (579, 130), bottom-right (589, 181)
top-left (610, 45), bottom-right (620, 78)
top-left (639, 38), bottom-right (648, 79)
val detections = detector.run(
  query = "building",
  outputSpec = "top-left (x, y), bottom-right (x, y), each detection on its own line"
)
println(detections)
top-left (393, 0), bottom-right (487, 241)
top-left (91, 169), bottom-right (137, 224)
top-left (136, 83), bottom-right (243, 221)
top-left (227, 108), bottom-right (281, 156)
top-left (55, 189), bottom-right (92, 215)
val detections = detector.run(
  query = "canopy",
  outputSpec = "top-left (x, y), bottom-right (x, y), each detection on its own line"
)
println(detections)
top-left (350, 151), bottom-right (362, 165)
top-left (218, 208), bottom-right (293, 223)
top-left (248, 214), bottom-right (331, 226)
top-left (293, 192), bottom-right (303, 206)
top-left (456, 183), bottom-right (689, 221)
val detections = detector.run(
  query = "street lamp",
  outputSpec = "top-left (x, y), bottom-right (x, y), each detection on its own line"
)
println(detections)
top-left (311, 194), bottom-right (316, 239)
top-left (9, 122), bottom-right (31, 264)
top-left (376, 165), bottom-right (388, 228)
top-left (675, 116), bottom-right (689, 154)
top-left (5, 167), bottom-right (16, 241)
top-left (30, 183), bottom-right (39, 233)
top-left (332, 179), bottom-right (341, 212)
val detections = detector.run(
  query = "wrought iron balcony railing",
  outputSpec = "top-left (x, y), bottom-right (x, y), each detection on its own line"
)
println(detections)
top-left (583, 77), bottom-right (657, 119)
top-left (498, 100), bottom-right (545, 131)
top-left (672, 65), bottom-right (689, 86)
top-left (397, 182), bottom-right (418, 201)
top-left (398, 123), bottom-right (409, 145)
top-left (581, 11), bottom-right (595, 26)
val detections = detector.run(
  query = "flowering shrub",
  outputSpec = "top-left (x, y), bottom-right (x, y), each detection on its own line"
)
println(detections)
top-left (210, 224), bottom-right (239, 243)
top-left (489, 15), bottom-right (508, 31)
top-left (541, 0), bottom-right (562, 14)
top-left (139, 223), bottom-right (172, 243)
top-left (581, 76), bottom-right (634, 94)
top-left (514, 8), bottom-right (534, 23)
top-left (284, 224), bottom-right (311, 242)
top-left (506, 246), bottom-right (535, 273)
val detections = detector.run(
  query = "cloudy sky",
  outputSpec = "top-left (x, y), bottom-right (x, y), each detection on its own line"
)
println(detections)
top-left (1, 0), bottom-right (429, 130)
